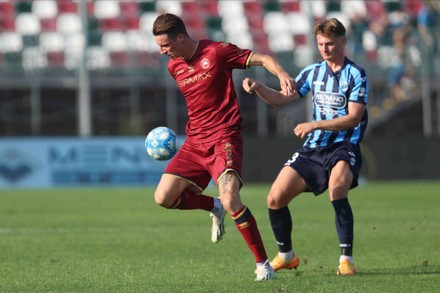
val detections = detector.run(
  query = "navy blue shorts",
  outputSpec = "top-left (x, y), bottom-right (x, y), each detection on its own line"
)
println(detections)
top-left (284, 141), bottom-right (362, 196)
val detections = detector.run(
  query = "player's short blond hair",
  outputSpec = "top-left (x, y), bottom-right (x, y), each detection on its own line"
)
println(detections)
top-left (313, 18), bottom-right (346, 38)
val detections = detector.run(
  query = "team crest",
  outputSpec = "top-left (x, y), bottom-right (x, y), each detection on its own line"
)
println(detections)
top-left (200, 58), bottom-right (210, 69)
top-left (340, 81), bottom-right (349, 92)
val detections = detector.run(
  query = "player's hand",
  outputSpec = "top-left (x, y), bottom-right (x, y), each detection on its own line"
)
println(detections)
top-left (279, 73), bottom-right (294, 96)
top-left (242, 77), bottom-right (259, 94)
top-left (294, 122), bottom-right (315, 139)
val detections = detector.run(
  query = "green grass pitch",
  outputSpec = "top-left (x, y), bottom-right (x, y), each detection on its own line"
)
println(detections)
top-left (0, 181), bottom-right (439, 292)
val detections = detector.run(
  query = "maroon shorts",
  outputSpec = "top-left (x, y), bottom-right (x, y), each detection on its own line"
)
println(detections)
top-left (164, 130), bottom-right (243, 190)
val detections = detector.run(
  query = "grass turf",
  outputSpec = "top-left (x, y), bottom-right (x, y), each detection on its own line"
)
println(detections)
top-left (0, 180), bottom-right (439, 292)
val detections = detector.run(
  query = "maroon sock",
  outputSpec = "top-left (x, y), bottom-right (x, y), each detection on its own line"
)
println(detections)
top-left (171, 190), bottom-right (214, 211)
top-left (232, 206), bottom-right (268, 263)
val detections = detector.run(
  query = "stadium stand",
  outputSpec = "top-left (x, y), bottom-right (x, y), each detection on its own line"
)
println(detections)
top-left (0, 0), bottom-right (427, 71)
top-left (0, 0), bottom-right (437, 137)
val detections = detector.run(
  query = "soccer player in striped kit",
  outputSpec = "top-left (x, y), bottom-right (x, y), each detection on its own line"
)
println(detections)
top-left (243, 18), bottom-right (369, 276)
top-left (152, 13), bottom-right (294, 280)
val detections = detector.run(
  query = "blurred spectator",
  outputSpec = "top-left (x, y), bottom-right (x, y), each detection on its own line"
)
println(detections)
top-left (417, 0), bottom-right (439, 51)
top-left (347, 12), bottom-right (370, 57)
top-left (387, 27), bottom-right (418, 100)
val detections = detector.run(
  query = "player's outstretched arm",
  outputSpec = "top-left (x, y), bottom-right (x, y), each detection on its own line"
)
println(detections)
top-left (248, 52), bottom-right (293, 96)
top-left (242, 77), bottom-right (298, 107)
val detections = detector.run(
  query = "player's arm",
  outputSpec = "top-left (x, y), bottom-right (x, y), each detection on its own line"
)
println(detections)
top-left (248, 52), bottom-right (293, 96)
top-left (242, 77), bottom-right (299, 107)
top-left (294, 101), bottom-right (366, 139)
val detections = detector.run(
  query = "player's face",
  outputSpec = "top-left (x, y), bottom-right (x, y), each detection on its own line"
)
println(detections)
top-left (316, 34), bottom-right (346, 63)
top-left (155, 34), bottom-right (183, 59)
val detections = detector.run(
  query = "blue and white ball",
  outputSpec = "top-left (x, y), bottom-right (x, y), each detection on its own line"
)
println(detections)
top-left (145, 126), bottom-right (178, 161)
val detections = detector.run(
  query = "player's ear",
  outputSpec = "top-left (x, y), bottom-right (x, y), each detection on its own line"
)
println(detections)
top-left (341, 36), bottom-right (347, 46)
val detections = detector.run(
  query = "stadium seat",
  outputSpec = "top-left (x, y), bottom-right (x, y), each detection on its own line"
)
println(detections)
top-left (286, 12), bottom-right (310, 36)
top-left (15, 13), bottom-right (41, 36)
top-left (99, 18), bottom-right (123, 32)
top-left (125, 30), bottom-right (149, 52)
top-left (57, 13), bottom-right (82, 35)
top-left (199, 1), bottom-right (219, 17)
top-left (280, 1), bottom-right (301, 13)
top-left (0, 32), bottom-right (23, 54)
top-left (0, 1), bottom-right (15, 31)
top-left (32, 0), bottom-right (58, 19)
top-left (39, 32), bottom-right (66, 67)
top-left (268, 32), bottom-right (294, 52)
top-left (57, 0), bottom-right (78, 14)
top-left (0, 14), bottom-right (15, 32)
top-left (139, 12), bottom-right (160, 33)
top-left (301, 0), bottom-right (326, 19)
top-left (15, 0), bottom-right (33, 14)
top-left (263, 1), bottom-right (280, 12)
top-left (86, 46), bottom-right (111, 69)
top-left (94, 0), bottom-right (120, 19)
top-left (64, 32), bottom-right (85, 69)
top-left (222, 14), bottom-right (248, 38)
top-left (226, 31), bottom-right (253, 50)
top-left (263, 12), bottom-right (291, 36)
top-left (251, 32), bottom-right (271, 55)
top-left (218, 1), bottom-right (244, 18)
top-left (40, 18), bottom-right (57, 32)
top-left (0, 1), bottom-right (15, 15)
top-left (101, 31), bottom-right (130, 67)
top-left (22, 46), bottom-right (48, 70)
top-left (293, 44), bottom-right (314, 67)
top-left (119, 1), bottom-right (140, 18)
top-left (341, 0), bottom-right (367, 19)
top-left (156, 0), bottom-right (182, 16)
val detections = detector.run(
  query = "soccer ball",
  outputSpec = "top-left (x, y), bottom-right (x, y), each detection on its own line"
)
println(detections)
top-left (145, 126), bottom-right (178, 161)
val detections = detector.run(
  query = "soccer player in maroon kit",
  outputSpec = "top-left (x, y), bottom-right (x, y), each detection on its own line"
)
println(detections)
top-left (152, 13), bottom-right (293, 281)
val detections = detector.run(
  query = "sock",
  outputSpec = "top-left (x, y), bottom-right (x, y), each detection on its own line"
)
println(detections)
top-left (171, 190), bottom-right (214, 211)
top-left (278, 250), bottom-right (295, 261)
top-left (232, 206), bottom-right (268, 263)
top-left (268, 207), bottom-right (293, 253)
top-left (339, 255), bottom-right (354, 263)
top-left (332, 198), bottom-right (354, 256)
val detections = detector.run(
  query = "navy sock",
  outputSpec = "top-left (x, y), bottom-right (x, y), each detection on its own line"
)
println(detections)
top-left (332, 198), bottom-right (354, 256)
top-left (268, 207), bottom-right (292, 253)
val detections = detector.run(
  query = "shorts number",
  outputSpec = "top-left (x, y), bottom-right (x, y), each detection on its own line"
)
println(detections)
top-left (285, 152), bottom-right (299, 165)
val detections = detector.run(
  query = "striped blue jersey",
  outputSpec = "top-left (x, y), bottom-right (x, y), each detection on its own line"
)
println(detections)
top-left (295, 57), bottom-right (369, 148)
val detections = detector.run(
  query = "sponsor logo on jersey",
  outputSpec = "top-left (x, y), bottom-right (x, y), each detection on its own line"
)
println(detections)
top-left (177, 71), bottom-right (212, 87)
top-left (315, 91), bottom-right (347, 108)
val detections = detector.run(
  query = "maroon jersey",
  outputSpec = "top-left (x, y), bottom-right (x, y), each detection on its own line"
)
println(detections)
top-left (167, 40), bottom-right (253, 141)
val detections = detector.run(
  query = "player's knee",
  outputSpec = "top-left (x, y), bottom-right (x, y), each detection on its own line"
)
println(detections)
top-left (219, 193), bottom-right (242, 214)
top-left (154, 189), bottom-right (175, 209)
top-left (267, 192), bottom-right (283, 209)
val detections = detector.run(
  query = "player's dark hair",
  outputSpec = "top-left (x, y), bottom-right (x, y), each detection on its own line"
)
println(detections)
top-left (152, 13), bottom-right (189, 39)
top-left (313, 18), bottom-right (346, 38)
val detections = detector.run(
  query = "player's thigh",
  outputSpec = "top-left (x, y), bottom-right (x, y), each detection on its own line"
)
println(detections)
top-left (267, 166), bottom-right (306, 209)
top-left (154, 173), bottom-right (192, 207)
top-left (328, 160), bottom-right (353, 201)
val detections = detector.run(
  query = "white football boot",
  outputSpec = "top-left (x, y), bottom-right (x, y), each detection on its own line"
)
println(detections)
top-left (209, 197), bottom-right (226, 243)
top-left (255, 260), bottom-right (276, 281)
